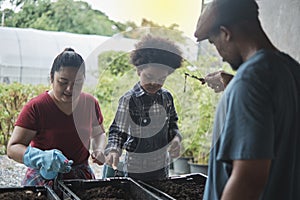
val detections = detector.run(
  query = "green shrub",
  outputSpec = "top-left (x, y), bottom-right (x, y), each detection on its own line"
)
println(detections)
top-left (0, 83), bottom-right (48, 154)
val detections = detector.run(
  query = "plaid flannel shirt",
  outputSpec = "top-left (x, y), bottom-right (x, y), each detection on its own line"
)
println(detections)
top-left (105, 82), bottom-right (181, 155)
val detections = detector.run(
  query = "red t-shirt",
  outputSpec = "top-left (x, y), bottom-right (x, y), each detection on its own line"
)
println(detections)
top-left (15, 91), bottom-right (103, 165)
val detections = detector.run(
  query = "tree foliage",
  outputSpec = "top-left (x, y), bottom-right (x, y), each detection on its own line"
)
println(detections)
top-left (2, 0), bottom-right (126, 36)
top-left (122, 18), bottom-right (186, 43)
top-left (1, 0), bottom-right (186, 40)
top-left (98, 51), bottom-right (133, 77)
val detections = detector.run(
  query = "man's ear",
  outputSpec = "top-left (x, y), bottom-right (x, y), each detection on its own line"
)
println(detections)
top-left (137, 68), bottom-right (142, 76)
top-left (220, 26), bottom-right (232, 41)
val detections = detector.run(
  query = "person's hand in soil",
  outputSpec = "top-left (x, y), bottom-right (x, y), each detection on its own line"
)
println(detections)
top-left (91, 150), bottom-right (105, 165)
top-left (168, 136), bottom-right (181, 158)
top-left (105, 150), bottom-right (119, 169)
top-left (204, 70), bottom-right (234, 93)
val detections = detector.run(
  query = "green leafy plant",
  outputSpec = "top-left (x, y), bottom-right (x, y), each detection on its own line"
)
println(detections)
top-left (176, 44), bottom-right (235, 164)
top-left (176, 70), bottom-right (216, 163)
top-left (0, 82), bottom-right (48, 154)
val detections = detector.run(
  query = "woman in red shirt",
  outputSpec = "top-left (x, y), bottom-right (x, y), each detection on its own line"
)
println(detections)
top-left (7, 48), bottom-right (106, 186)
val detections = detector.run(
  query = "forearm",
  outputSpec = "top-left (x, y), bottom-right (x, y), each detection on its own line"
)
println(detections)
top-left (91, 132), bottom-right (106, 152)
top-left (221, 175), bottom-right (262, 200)
top-left (168, 127), bottom-right (181, 142)
top-left (91, 123), bottom-right (106, 151)
top-left (105, 121), bottom-right (128, 153)
top-left (105, 130), bottom-right (127, 155)
top-left (7, 126), bottom-right (36, 164)
top-left (168, 104), bottom-right (181, 141)
top-left (221, 159), bottom-right (270, 200)
top-left (7, 143), bottom-right (27, 164)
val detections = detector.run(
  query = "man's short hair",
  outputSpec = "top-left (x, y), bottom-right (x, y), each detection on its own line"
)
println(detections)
top-left (195, 0), bottom-right (259, 41)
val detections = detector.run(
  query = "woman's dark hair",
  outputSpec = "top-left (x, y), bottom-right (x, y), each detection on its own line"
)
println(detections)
top-left (130, 35), bottom-right (183, 72)
top-left (50, 48), bottom-right (85, 81)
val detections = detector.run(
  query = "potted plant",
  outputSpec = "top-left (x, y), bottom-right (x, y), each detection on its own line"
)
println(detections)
top-left (184, 129), bottom-right (211, 175)
top-left (167, 63), bottom-right (221, 176)
top-left (188, 150), bottom-right (209, 175)
top-left (172, 145), bottom-right (195, 175)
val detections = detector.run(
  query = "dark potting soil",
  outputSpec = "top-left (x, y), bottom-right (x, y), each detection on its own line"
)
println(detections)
top-left (0, 190), bottom-right (48, 200)
top-left (75, 185), bottom-right (134, 200)
top-left (150, 180), bottom-right (205, 200)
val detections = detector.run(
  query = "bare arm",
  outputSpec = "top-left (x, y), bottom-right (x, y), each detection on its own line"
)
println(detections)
top-left (221, 159), bottom-right (271, 200)
top-left (91, 123), bottom-right (106, 165)
top-left (7, 126), bottom-right (37, 163)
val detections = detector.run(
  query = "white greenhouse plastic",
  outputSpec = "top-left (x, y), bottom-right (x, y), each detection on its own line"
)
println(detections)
top-left (0, 27), bottom-right (136, 85)
top-left (0, 27), bottom-right (198, 86)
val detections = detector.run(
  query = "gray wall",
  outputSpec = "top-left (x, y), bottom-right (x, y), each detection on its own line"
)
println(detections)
top-left (258, 0), bottom-right (300, 62)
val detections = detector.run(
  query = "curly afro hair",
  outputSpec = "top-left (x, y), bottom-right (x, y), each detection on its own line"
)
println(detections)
top-left (130, 35), bottom-right (183, 72)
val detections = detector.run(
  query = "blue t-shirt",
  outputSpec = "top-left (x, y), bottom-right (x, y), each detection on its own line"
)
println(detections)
top-left (204, 49), bottom-right (300, 200)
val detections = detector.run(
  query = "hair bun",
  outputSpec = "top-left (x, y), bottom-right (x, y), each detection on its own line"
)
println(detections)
top-left (64, 47), bottom-right (75, 52)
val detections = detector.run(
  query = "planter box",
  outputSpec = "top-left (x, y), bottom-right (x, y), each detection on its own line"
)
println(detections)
top-left (58, 177), bottom-right (164, 200)
top-left (188, 162), bottom-right (208, 175)
top-left (139, 173), bottom-right (207, 200)
top-left (0, 185), bottom-right (60, 200)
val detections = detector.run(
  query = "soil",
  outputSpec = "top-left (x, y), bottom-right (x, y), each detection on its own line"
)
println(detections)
top-left (75, 185), bottom-right (134, 200)
top-left (0, 190), bottom-right (48, 200)
top-left (149, 179), bottom-right (205, 200)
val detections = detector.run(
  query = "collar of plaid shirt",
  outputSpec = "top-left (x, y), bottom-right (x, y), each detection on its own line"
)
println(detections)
top-left (133, 82), bottom-right (162, 98)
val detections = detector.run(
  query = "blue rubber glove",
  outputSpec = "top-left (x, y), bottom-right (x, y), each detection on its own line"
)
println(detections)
top-left (23, 146), bottom-right (73, 180)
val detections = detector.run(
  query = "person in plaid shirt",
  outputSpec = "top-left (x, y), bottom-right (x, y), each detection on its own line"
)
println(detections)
top-left (105, 35), bottom-right (183, 181)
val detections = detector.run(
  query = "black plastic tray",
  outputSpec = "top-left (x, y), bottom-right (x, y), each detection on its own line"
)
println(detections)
top-left (58, 177), bottom-right (165, 200)
top-left (139, 173), bottom-right (207, 200)
top-left (0, 185), bottom-right (61, 200)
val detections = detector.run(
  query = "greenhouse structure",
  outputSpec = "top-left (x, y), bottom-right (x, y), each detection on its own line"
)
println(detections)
top-left (0, 27), bottom-right (137, 86)
top-left (0, 27), bottom-right (199, 86)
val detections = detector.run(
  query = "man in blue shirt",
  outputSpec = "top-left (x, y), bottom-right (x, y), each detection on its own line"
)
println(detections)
top-left (194, 0), bottom-right (300, 199)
